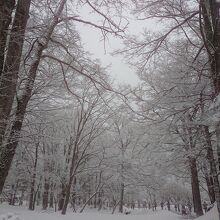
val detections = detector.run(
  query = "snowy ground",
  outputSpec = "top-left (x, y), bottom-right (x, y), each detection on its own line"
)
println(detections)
top-left (0, 204), bottom-right (217, 220)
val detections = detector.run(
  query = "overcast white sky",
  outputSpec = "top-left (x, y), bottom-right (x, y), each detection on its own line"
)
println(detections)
top-left (75, 6), bottom-right (159, 87)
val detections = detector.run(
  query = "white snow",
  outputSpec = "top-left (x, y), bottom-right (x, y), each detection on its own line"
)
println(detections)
top-left (0, 204), bottom-right (218, 220)
top-left (196, 204), bottom-right (218, 220)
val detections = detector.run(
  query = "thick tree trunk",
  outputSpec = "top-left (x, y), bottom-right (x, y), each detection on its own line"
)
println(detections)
top-left (200, 6), bottom-right (220, 219)
top-left (203, 125), bottom-right (220, 216)
top-left (204, 126), bottom-right (220, 205)
top-left (0, 0), bottom-right (15, 75)
top-left (189, 158), bottom-right (203, 217)
top-left (0, 0), bottom-right (67, 194)
top-left (0, 0), bottom-right (31, 150)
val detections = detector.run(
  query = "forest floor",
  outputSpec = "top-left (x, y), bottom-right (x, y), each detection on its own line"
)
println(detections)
top-left (0, 204), bottom-right (217, 220)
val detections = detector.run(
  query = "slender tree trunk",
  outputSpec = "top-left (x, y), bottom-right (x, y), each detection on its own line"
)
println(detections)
top-left (94, 174), bottom-right (98, 208)
top-left (12, 181), bottom-right (18, 205)
top-left (189, 158), bottom-right (203, 217)
top-left (205, 176), bottom-right (215, 204)
top-left (119, 183), bottom-right (124, 213)
top-left (49, 192), bottom-right (54, 208)
top-left (71, 178), bottom-right (76, 211)
top-left (58, 184), bottom-right (66, 211)
top-left (9, 184), bottom-right (15, 205)
top-left (42, 179), bottom-right (50, 210)
top-left (79, 190), bottom-right (101, 213)
top-left (29, 143), bottom-right (39, 210)
top-left (36, 190), bottom-right (41, 206)
top-left (61, 146), bottom-right (77, 215)
top-left (49, 183), bottom-right (54, 208)
top-left (61, 174), bottom-right (74, 214)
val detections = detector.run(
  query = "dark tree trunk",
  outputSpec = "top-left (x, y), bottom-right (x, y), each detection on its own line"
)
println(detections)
top-left (49, 183), bottom-right (54, 208)
top-left (42, 179), bottom-right (50, 210)
top-left (9, 184), bottom-right (15, 205)
top-left (0, 0), bottom-right (15, 76)
top-left (49, 191), bottom-right (54, 208)
top-left (119, 183), bottom-right (124, 213)
top-left (19, 189), bottom-right (24, 205)
top-left (0, 0), bottom-right (67, 196)
top-left (200, 4), bottom-right (220, 218)
top-left (205, 176), bottom-right (216, 204)
top-left (0, 98), bottom-right (30, 194)
top-left (94, 174), bottom-right (98, 208)
top-left (204, 126), bottom-right (220, 211)
top-left (71, 177), bottom-right (76, 210)
top-left (36, 191), bottom-right (41, 206)
top-left (58, 184), bottom-right (66, 211)
top-left (29, 143), bottom-right (39, 210)
top-left (0, 0), bottom-right (31, 151)
top-left (62, 136), bottom-right (77, 215)
top-left (12, 181), bottom-right (18, 205)
top-left (190, 158), bottom-right (203, 217)
top-left (61, 172), bottom-right (74, 214)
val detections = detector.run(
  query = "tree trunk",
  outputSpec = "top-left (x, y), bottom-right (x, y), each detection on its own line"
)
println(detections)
top-left (49, 183), bottom-right (54, 208)
top-left (203, 125), bottom-right (220, 216)
top-left (58, 184), bottom-right (66, 211)
top-left (201, 4), bottom-right (220, 218)
top-left (0, 0), bottom-right (67, 194)
top-left (9, 184), bottom-right (15, 205)
top-left (205, 176), bottom-right (215, 204)
top-left (61, 174), bottom-right (74, 214)
top-left (0, 0), bottom-right (31, 151)
top-left (0, 0), bottom-right (15, 76)
top-left (29, 143), bottom-right (39, 210)
top-left (119, 183), bottom-right (124, 213)
top-left (49, 191), bottom-right (54, 208)
top-left (190, 158), bottom-right (203, 217)
top-left (42, 179), bottom-right (49, 210)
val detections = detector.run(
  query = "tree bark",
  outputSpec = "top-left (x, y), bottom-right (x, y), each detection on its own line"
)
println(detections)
top-left (203, 125), bottom-right (220, 214)
top-left (61, 151), bottom-right (76, 215)
top-left (42, 179), bottom-right (49, 210)
top-left (0, 0), bottom-right (15, 76)
top-left (200, 4), bottom-right (220, 218)
top-left (49, 183), bottom-right (54, 208)
top-left (58, 184), bottom-right (66, 211)
top-left (0, 0), bottom-right (67, 194)
top-left (29, 143), bottom-right (39, 210)
top-left (189, 158), bottom-right (203, 217)
top-left (0, 0), bottom-right (31, 150)
top-left (119, 183), bottom-right (124, 213)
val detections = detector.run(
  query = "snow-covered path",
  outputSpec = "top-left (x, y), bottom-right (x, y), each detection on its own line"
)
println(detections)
top-left (1, 204), bottom-right (218, 220)
top-left (0, 205), bottom-right (185, 220)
